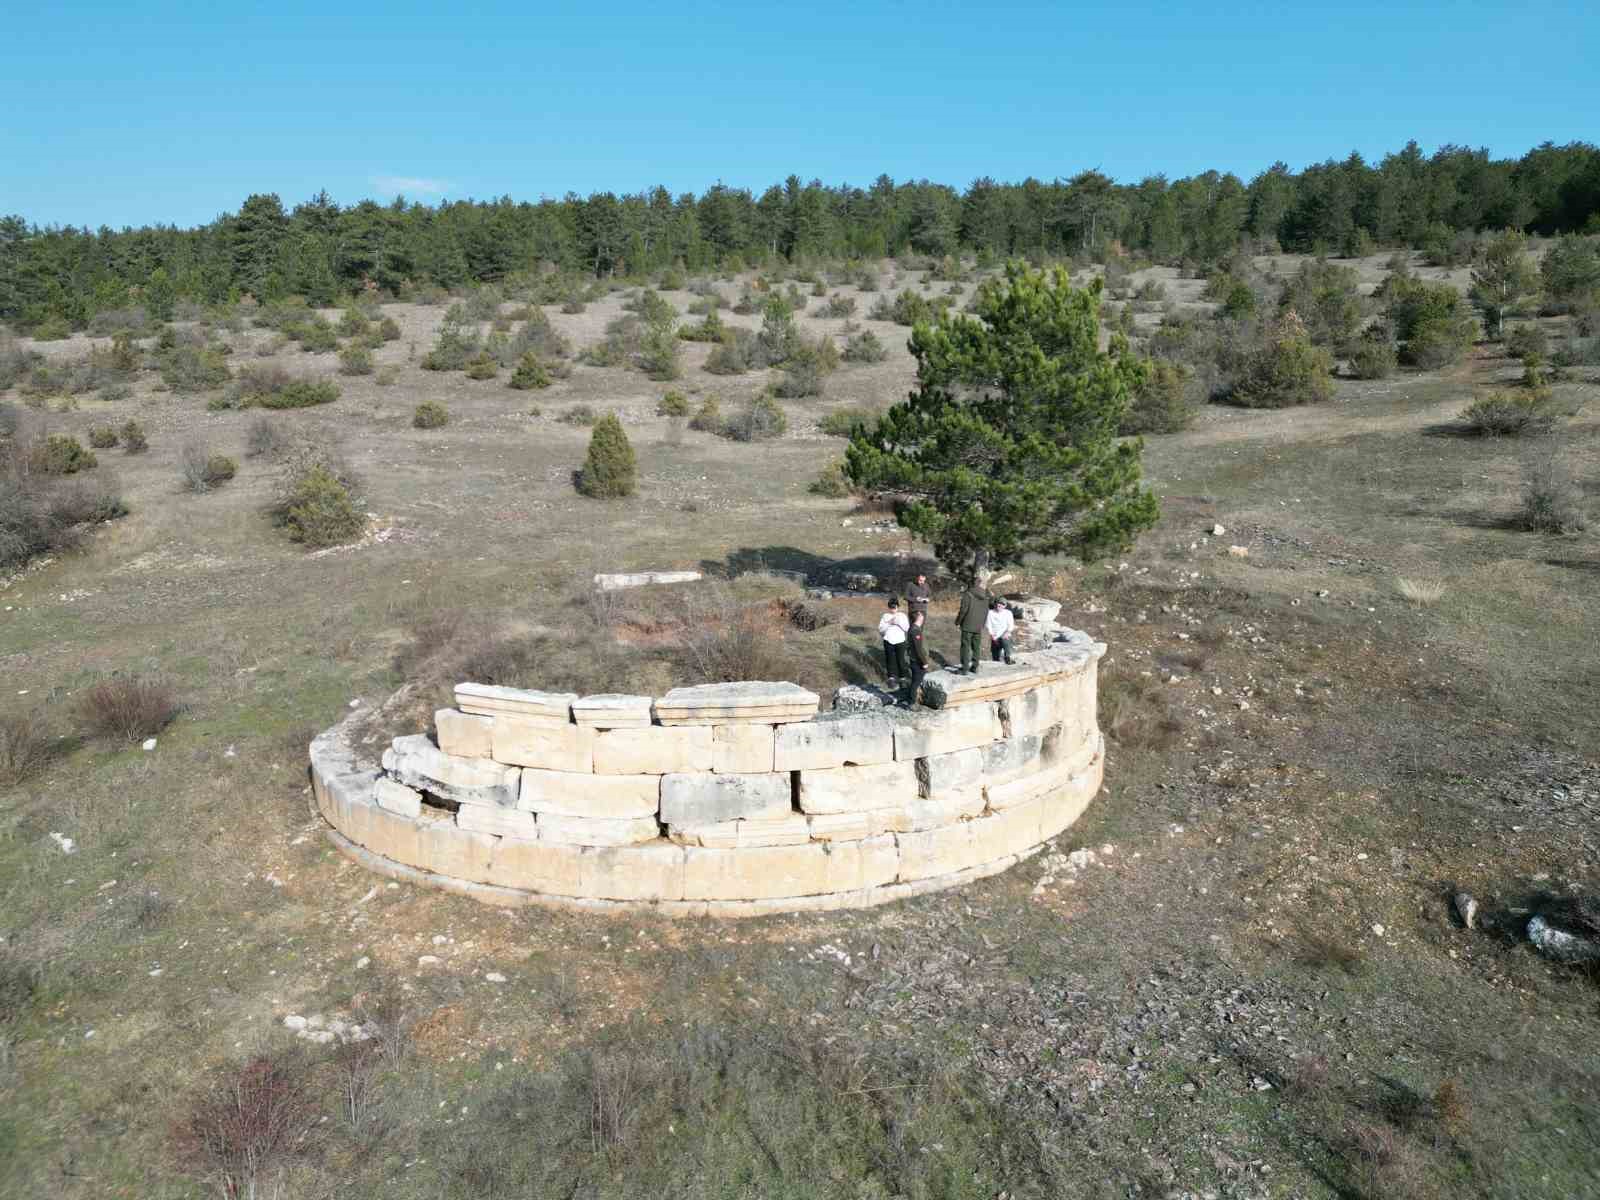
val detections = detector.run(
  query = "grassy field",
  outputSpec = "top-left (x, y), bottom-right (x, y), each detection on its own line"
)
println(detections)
top-left (2, 255), bottom-right (1597, 1198)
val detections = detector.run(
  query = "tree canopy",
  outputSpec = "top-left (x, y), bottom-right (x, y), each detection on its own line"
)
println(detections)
top-left (844, 262), bottom-right (1158, 576)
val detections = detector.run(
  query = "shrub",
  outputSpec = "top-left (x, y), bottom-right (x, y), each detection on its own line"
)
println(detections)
top-left (657, 391), bottom-right (691, 418)
top-left (174, 1054), bottom-right (318, 1200)
top-left (561, 299), bottom-right (586, 314)
top-left (1505, 324), bottom-right (1549, 359)
top-left (75, 674), bottom-right (179, 741)
top-left (704, 332), bottom-right (755, 375)
top-left (688, 397), bottom-right (722, 432)
top-left (1459, 390), bottom-right (1556, 436)
top-left (88, 425), bottom-right (118, 449)
top-left (31, 316), bottom-right (71, 341)
top-left (818, 406), bottom-right (879, 437)
top-left (1121, 360), bottom-right (1194, 434)
top-left (1280, 261), bottom-right (1365, 348)
top-left (337, 307), bottom-right (370, 337)
top-left (256, 379), bottom-right (338, 409)
top-left (1383, 275), bottom-right (1477, 367)
top-left (159, 346), bottom-right (231, 393)
top-left (376, 316), bottom-right (401, 341)
top-left (774, 358), bottom-right (824, 398)
top-left (559, 404), bottom-right (597, 427)
top-left (374, 365), bottom-right (400, 386)
top-left (725, 393), bottom-right (787, 442)
top-left (1518, 449), bottom-right (1588, 533)
top-left (818, 294), bottom-right (857, 318)
top-left (180, 443), bottom-right (235, 493)
top-left (507, 352), bottom-right (551, 390)
top-left (245, 417), bottom-right (284, 458)
top-left (1348, 327), bottom-right (1398, 379)
top-left (413, 401), bottom-right (449, 429)
top-left (337, 344), bottom-right (373, 375)
top-left (808, 459), bottom-right (852, 497)
top-left (842, 330), bottom-right (888, 363)
top-left (119, 420), bottom-right (148, 452)
top-left (638, 315), bottom-right (681, 380)
top-left (0, 710), bottom-right (59, 787)
top-left (677, 309), bottom-right (727, 343)
top-left (420, 309), bottom-right (480, 371)
top-left (287, 317), bottom-right (339, 353)
top-left (1540, 234), bottom-right (1600, 311)
top-left (30, 434), bottom-right (96, 474)
top-left (0, 330), bottom-right (42, 390)
top-left (576, 414), bottom-right (637, 498)
top-left (1228, 313), bottom-right (1334, 407)
top-left (463, 352), bottom-right (498, 380)
top-left (275, 462), bottom-right (364, 547)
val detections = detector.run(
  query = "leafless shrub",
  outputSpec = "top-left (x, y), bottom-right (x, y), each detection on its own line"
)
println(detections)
top-left (0, 710), bottom-right (62, 786)
top-left (334, 1040), bottom-right (385, 1132)
top-left (1518, 447), bottom-right (1588, 533)
top-left (667, 584), bottom-right (789, 684)
top-left (1296, 927), bottom-right (1364, 975)
top-left (174, 1053), bottom-right (318, 1200)
top-left (75, 674), bottom-right (180, 742)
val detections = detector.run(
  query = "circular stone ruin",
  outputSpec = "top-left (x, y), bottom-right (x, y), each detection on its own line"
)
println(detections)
top-left (309, 603), bottom-right (1105, 916)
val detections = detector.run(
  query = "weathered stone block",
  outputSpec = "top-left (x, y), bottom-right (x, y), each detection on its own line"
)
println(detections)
top-left (773, 712), bottom-right (896, 771)
top-left (388, 734), bottom-right (521, 807)
top-left (455, 682), bottom-right (576, 723)
top-left (487, 836), bottom-right (583, 894)
top-left (896, 822), bottom-right (978, 883)
top-left (980, 730), bottom-right (1046, 785)
top-left (711, 723), bottom-right (775, 774)
top-left (893, 704), bottom-right (1002, 760)
top-left (796, 759), bottom-right (918, 814)
top-left (594, 569), bottom-right (701, 592)
top-left (669, 812), bottom-right (811, 848)
top-left (457, 804), bottom-right (539, 839)
top-left (999, 686), bottom-right (1060, 739)
top-left (593, 725), bottom-right (713, 775)
top-left (654, 681), bottom-right (820, 725)
top-left (373, 777), bottom-right (423, 819)
top-left (537, 813), bottom-right (660, 847)
top-left (571, 694), bottom-right (654, 729)
top-left (916, 746), bottom-right (983, 800)
top-left (682, 843), bottom-right (833, 900)
top-left (580, 842), bottom-right (686, 900)
top-left (414, 821), bottom-right (498, 884)
top-left (491, 717), bottom-right (594, 772)
top-left (899, 792), bottom-right (985, 830)
top-left (435, 708), bottom-right (493, 758)
top-left (517, 768), bottom-right (659, 819)
top-left (831, 683), bottom-right (896, 712)
top-left (919, 661), bottom-right (1041, 708)
top-left (806, 809), bottom-right (909, 841)
top-left (659, 771), bottom-right (792, 826)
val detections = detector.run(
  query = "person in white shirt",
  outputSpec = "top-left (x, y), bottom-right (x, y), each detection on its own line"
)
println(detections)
top-left (985, 598), bottom-right (1015, 664)
top-left (877, 597), bottom-right (910, 687)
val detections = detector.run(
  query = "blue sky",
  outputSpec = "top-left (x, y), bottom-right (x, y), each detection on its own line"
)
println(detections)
top-left (4, 1), bottom-right (1595, 229)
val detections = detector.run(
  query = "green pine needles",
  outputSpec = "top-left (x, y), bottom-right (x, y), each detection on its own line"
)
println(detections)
top-left (845, 261), bottom-right (1158, 575)
top-left (577, 413), bottom-right (638, 498)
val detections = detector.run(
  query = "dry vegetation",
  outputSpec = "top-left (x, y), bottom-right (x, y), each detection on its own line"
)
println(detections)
top-left (0, 249), bottom-right (1597, 1199)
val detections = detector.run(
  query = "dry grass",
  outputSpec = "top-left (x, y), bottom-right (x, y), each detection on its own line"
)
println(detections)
top-left (74, 675), bottom-right (180, 742)
top-left (0, 711), bottom-right (61, 786)
top-left (1396, 576), bottom-right (1447, 605)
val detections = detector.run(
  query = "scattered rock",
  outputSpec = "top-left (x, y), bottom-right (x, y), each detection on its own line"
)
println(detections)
top-left (1370, 924), bottom-right (1386, 938)
top-left (1527, 915), bottom-right (1600, 964)
top-left (418, 954), bottom-right (441, 966)
top-left (141, 738), bottom-right (157, 751)
top-left (283, 1015), bottom-right (308, 1031)
top-left (1454, 892), bottom-right (1478, 930)
top-left (832, 683), bottom-right (896, 712)
top-left (1228, 546), bottom-right (1249, 559)
top-left (49, 832), bottom-right (76, 855)
top-left (485, 971), bottom-right (508, 983)
top-left (1211, 523), bottom-right (1226, 537)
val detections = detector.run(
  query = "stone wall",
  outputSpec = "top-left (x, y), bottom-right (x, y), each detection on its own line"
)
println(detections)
top-left (310, 626), bottom-right (1106, 916)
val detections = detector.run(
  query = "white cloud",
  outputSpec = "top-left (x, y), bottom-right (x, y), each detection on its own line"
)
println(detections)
top-left (371, 175), bottom-right (451, 196)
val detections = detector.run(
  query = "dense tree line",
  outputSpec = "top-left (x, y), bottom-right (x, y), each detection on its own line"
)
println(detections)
top-left (3, 139), bottom-right (1597, 328)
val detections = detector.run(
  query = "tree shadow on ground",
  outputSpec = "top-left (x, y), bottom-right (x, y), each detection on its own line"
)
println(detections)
top-left (701, 546), bottom-right (940, 589)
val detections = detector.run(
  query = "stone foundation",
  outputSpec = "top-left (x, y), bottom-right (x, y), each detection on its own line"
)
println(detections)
top-left (310, 623), bottom-right (1106, 916)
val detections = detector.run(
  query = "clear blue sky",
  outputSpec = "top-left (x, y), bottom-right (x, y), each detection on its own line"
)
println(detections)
top-left (4, 1), bottom-right (1595, 230)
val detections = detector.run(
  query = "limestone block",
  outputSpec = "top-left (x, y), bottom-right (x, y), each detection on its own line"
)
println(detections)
top-left (984, 766), bottom-right (1057, 811)
top-left (455, 682), bottom-right (576, 723)
top-left (712, 723), bottom-right (774, 774)
top-left (491, 717), bottom-right (595, 772)
top-left (893, 703), bottom-right (1002, 760)
top-left (518, 768), bottom-right (659, 819)
top-left (980, 730), bottom-right (1046, 786)
top-left (414, 821), bottom-right (498, 884)
top-left (970, 795), bottom-right (1048, 861)
top-left (668, 812), bottom-right (811, 848)
top-left (773, 712), bottom-right (896, 771)
top-left (1016, 597), bottom-right (1062, 625)
top-left (580, 842), bottom-right (686, 901)
top-left (593, 725), bottom-right (713, 775)
top-left (487, 836), bottom-right (583, 894)
top-left (571, 694), bottom-right (654, 729)
top-left (654, 681), bottom-right (820, 725)
top-left (797, 759), bottom-right (918, 814)
top-left (918, 661), bottom-right (1042, 708)
top-left (659, 771), bottom-right (792, 826)
top-left (537, 813), bottom-right (660, 847)
top-left (355, 796), bottom-right (424, 865)
top-left (1000, 686), bottom-right (1060, 739)
top-left (388, 734), bottom-right (521, 807)
top-left (916, 747), bottom-right (983, 800)
top-left (594, 569), bottom-right (701, 591)
top-left (373, 777), bottom-right (423, 819)
top-left (435, 708), bottom-right (493, 759)
top-left (900, 792), bottom-right (985, 831)
top-left (681, 843), bottom-right (833, 900)
top-left (896, 822), bottom-right (979, 883)
top-left (806, 809), bottom-right (909, 841)
top-left (457, 804), bottom-right (539, 839)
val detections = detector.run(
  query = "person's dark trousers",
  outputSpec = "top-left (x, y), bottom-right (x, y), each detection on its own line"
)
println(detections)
top-left (960, 629), bottom-right (982, 671)
top-left (907, 654), bottom-right (926, 698)
top-left (882, 640), bottom-right (908, 682)
top-left (990, 636), bottom-right (1013, 663)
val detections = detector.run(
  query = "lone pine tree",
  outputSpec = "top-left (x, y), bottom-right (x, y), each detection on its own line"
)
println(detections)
top-left (845, 261), bottom-right (1158, 576)
top-left (577, 413), bottom-right (637, 498)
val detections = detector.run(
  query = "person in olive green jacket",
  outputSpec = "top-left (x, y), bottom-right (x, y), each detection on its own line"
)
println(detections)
top-left (906, 609), bottom-right (931, 700)
top-left (955, 580), bottom-right (990, 673)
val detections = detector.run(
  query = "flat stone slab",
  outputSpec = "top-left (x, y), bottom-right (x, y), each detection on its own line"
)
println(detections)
top-left (660, 771), bottom-right (792, 827)
top-left (654, 681), bottom-right (819, 725)
top-left (571, 694), bottom-right (654, 728)
top-left (918, 662), bottom-right (1046, 708)
top-left (774, 711), bottom-right (897, 771)
top-left (594, 570), bottom-right (702, 592)
top-left (385, 735), bottom-right (520, 808)
top-left (455, 683), bottom-right (576, 723)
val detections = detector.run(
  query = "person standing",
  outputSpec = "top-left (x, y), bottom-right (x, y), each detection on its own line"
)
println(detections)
top-left (907, 609), bottom-right (931, 700)
top-left (906, 572), bottom-right (932, 621)
top-left (955, 579), bottom-right (990, 673)
top-left (986, 597), bottom-right (1015, 663)
top-left (877, 597), bottom-right (910, 688)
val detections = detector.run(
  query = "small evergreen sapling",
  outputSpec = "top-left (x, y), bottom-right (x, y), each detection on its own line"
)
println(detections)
top-left (577, 413), bottom-right (637, 498)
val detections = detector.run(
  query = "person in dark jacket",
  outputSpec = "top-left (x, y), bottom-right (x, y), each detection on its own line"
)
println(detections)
top-left (906, 609), bottom-right (931, 700)
top-left (906, 573), bottom-right (932, 620)
top-left (954, 580), bottom-right (990, 673)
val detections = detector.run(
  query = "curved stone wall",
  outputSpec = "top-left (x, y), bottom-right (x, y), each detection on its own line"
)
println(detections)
top-left (310, 625), bottom-right (1106, 916)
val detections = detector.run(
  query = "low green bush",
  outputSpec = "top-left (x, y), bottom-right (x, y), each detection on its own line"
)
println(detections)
top-left (1227, 314), bottom-right (1334, 408)
top-left (688, 397), bottom-right (722, 432)
top-left (1505, 324), bottom-right (1549, 359)
top-left (413, 401), bottom-right (449, 429)
top-left (337, 345), bottom-right (374, 376)
top-left (657, 391), bottom-right (691, 418)
top-left (1120, 360), bottom-right (1194, 434)
top-left (1459, 390), bottom-right (1557, 436)
top-left (272, 449), bottom-right (363, 547)
top-left (88, 426), bottom-right (118, 449)
top-left (808, 459), bottom-right (853, 497)
top-left (256, 379), bottom-right (339, 409)
top-left (842, 330), bottom-right (888, 363)
top-left (576, 413), bottom-right (637, 498)
top-left (160, 345), bottom-right (232, 393)
top-left (817, 406), bottom-right (879, 437)
top-left (464, 352), bottom-right (498, 380)
top-left (508, 352), bottom-right (551, 389)
top-left (725, 393), bottom-right (787, 442)
top-left (1348, 329), bottom-right (1397, 379)
top-left (30, 435), bottom-right (97, 475)
top-left (678, 310), bottom-right (727, 343)
top-left (120, 420), bottom-right (148, 452)
top-left (559, 404), bottom-right (597, 426)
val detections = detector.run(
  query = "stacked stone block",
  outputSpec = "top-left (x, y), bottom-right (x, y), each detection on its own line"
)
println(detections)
top-left (310, 629), bottom-right (1108, 915)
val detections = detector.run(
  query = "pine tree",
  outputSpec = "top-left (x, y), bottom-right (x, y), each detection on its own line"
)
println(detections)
top-left (577, 413), bottom-right (637, 498)
top-left (845, 261), bottom-right (1158, 575)
top-left (1470, 230), bottom-right (1539, 339)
